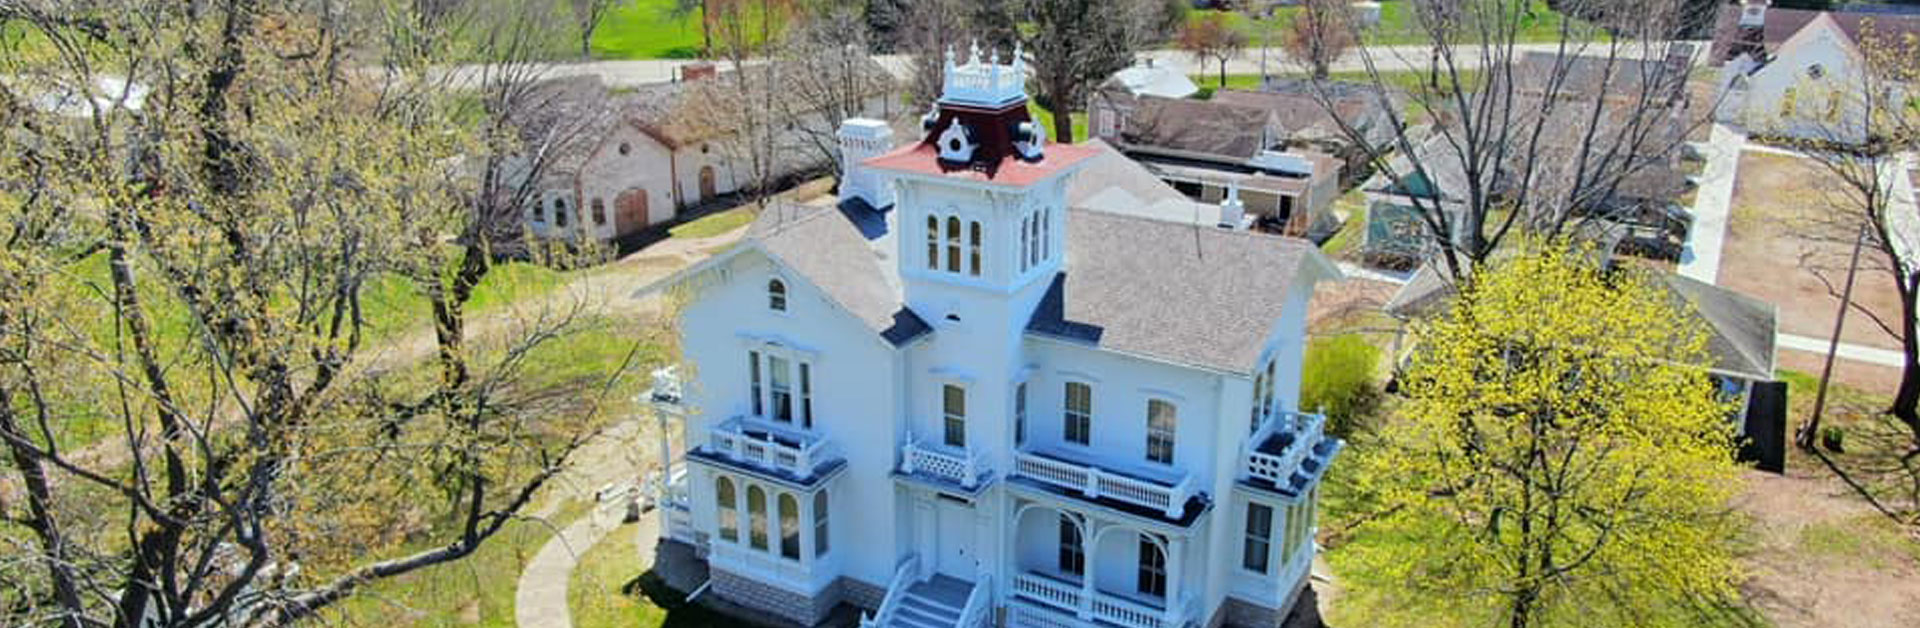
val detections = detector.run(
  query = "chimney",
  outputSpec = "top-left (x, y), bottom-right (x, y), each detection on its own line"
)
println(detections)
top-left (1738, 0), bottom-right (1768, 29)
top-left (838, 118), bottom-right (896, 209)
top-left (682, 62), bottom-right (717, 82)
top-left (1218, 182), bottom-right (1247, 230)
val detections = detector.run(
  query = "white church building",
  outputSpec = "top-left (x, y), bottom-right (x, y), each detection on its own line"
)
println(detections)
top-left (642, 43), bottom-right (1344, 628)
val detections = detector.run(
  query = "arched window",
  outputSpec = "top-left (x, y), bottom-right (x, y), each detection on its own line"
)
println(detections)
top-left (1147, 399), bottom-right (1177, 464)
top-left (1137, 535), bottom-right (1167, 597)
top-left (747, 485), bottom-right (768, 550)
top-left (813, 491), bottom-right (830, 557)
top-left (1028, 212), bottom-right (1041, 267)
top-left (1042, 208), bottom-right (1052, 260)
top-left (945, 216), bottom-right (962, 272)
top-left (968, 221), bottom-right (983, 276)
top-left (553, 197), bottom-right (569, 227)
top-left (767, 279), bottom-right (788, 312)
top-left (591, 198), bottom-right (606, 226)
top-left (926, 215), bottom-right (939, 269)
top-left (716, 477), bottom-right (738, 542)
top-left (1057, 515), bottom-right (1084, 576)
top-left (1020, 215), bottom-right (1032, 272)
top-left (778, 493), bottom-right (800, 559)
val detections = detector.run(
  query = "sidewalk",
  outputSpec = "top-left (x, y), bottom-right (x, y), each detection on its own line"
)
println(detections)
top-left (515, 500), bottom-right (639, 628)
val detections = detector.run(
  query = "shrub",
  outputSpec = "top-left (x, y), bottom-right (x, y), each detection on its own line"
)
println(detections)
top-left (1301, 334), bottom-right (1383, 437)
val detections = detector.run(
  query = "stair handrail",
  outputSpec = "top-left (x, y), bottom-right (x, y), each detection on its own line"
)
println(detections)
top-left (955, 572), bottom-right (993, 628)
top-left (861, 553), bottom-right (921, 628)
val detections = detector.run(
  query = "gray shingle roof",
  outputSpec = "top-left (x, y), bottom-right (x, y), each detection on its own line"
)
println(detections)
top-left (1384, 264), bottom-right (1778, 381)
top-left (1028, 210), bottom-right (1328, 374)
top-left (1067, 139), bottom-right (1217, 226)
top-left (747, 202), bottom-right (931, 346)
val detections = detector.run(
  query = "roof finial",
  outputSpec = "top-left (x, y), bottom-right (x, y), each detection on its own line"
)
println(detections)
top-left (944, 44), bottom-right (955, 71)
top-left (1012, 41), bottom-right (1025, 74)
top-left (969, 38), bottom-right (981, 66)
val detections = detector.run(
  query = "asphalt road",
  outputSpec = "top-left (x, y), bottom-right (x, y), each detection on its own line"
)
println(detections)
top-left (430, 41), bottom-right (1713, 89)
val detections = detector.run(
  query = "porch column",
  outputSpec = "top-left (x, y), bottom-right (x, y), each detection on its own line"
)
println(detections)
top-left (1164, 535), bottom-right (1186, 626)
top-left (1078, 517), bottom-right (1099, 621)
top-left (799, 489), bottom-right (817, 570)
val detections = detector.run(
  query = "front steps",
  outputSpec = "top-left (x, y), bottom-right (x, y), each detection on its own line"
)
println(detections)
top-left (879, 575), bottom-right (973, 628)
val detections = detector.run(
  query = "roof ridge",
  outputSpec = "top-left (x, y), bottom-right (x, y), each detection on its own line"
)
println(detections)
top-left (1069, 206), bottom-right (1316, 248)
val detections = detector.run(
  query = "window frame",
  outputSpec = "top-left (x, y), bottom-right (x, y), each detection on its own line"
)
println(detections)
top-left (945, 216), bottom-right (962, 272)
top-left (1146, 399), bottom-right (1177, 465)
top-left (812, 490), bottom-right (830, 557)
top-left (768, 355), bottom-right (794, 423)
top-left (1058, 515), bottom-right (1085, 577)
top-left (1242, 502), bottom-right (1273, 574)
top-left (778, 492), bottom-right (800, 559)
top-left (767, 278), bottom-right (788, 312)
top-left (747, 485), bottom-right (768, 551)
top-left (1136, 535), bottom-right (1167, 598)
top-left (942, 383), bottom-right (967, 448)
top-left (716, 476), bottom-right (738, 542)
top-left (1064, 381), bottom-right (1092, 446)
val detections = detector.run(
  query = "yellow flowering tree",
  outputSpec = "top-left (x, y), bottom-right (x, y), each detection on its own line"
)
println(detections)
top-left (1335, 241), bottom-right (1747, 628)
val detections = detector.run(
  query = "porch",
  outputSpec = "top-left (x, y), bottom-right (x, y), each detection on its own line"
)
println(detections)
top-left (1004, 500), bottom-right (1200, 628)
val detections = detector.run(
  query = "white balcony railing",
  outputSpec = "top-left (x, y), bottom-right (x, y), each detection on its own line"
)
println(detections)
top-left (1247, 411), bottom-right (1326, 486)
top-left (1009, 572), bottom-right (1194, 628)
top-left (900, 436), bottom-right (990, 488)
top-left (1012, 451), bottom-right (1195, 519)
top-left (705, 416), bottom-right (837, 478)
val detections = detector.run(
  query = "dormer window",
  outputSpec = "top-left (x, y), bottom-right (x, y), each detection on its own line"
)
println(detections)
top-left (768, 278), bottom-right (788, 311)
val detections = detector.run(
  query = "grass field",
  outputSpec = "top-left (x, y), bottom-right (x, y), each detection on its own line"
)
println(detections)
top-left (1026, 100), bottom-right (1090, 144)
top-left (570, 522), bottom-right (734, 627)
top-left (326, 499), bottom-right (590, 627)
top-left (669, 206), bottom-right (757, 239)
top-left (590, 0), bottom-right (710, 60)
top-left (1205, 0), bottom-right (1588, 47)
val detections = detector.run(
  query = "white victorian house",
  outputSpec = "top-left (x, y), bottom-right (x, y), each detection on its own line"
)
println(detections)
top-left (642, 43), bottom-right (1344, 628)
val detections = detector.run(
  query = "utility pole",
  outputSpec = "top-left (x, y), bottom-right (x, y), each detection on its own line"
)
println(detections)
top-left (1798, 224), bottom-right (1869, 451)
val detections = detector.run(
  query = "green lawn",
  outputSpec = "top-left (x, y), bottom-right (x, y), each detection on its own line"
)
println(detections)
top-left (569, 522), bottom-right (735, 627)
top-left (590, 0), bottom-right (710, 60)
top-left (669, 206), bottom-right (757, 239)
top-left (326, 500), bottom-right (591, 627)
top-left (1026, 100), bottom-right (1090, 144)
top-left (1199, 1), bottom-right (1589, 47)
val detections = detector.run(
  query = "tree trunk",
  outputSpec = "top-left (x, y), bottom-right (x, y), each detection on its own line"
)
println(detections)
top-left (0, 389), bottom-right (86, 628)
top-left (1051, 101), bottom-right (1073, 143)
top-left (1893, 270), bottom-right (1920, 439)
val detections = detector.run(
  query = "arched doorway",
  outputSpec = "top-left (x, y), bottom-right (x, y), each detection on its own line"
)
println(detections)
top-left (615, 188), bottom-right (649, 235)
top-left (698, 165), bottom-right (717, 202)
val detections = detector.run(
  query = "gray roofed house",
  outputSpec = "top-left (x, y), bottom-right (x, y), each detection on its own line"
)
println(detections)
top-left (1066, 139), bottom-right (1218, 226)
top-left (1383, 262), bottom-right (1778, 382)
top-left (1094, 95), bottom-right (1346, 239)
top-left (1029, 209), bottom-right (1339, 374)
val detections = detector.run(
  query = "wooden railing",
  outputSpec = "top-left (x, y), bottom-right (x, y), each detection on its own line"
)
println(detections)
top-left (901, 435), bottom-right (988, 488)
top-left (1012, 452), bottom-right (1194, 519)
top-left (1008, 572), bottom-right (1191, 628)
top-left (706, 416), bottom-right (835, 478)
top-left (1246, 411), bottom-right (1325, 486)
top-left (860, 554), bottom-right (921, 628)
top-left (956, 573), bottom-right (993, 628)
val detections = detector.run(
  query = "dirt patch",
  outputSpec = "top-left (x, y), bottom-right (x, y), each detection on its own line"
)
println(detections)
top-left (1719, 151), bottom-right (1906, 354)
top-left (1736, 467), bottom-right (1920, 628)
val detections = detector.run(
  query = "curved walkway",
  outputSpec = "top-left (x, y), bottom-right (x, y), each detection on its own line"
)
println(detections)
top-left (516, 504), bottom-right (623, 628)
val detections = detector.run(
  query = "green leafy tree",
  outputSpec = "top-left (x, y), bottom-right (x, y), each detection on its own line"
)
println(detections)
top-left (1336, 241), bottom-right (1746, 628)
top-left (1300, 334), bottom-right (1383, 437)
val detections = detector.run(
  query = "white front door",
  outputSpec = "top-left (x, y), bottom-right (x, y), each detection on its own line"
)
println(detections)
top-left (935, 499), bottom-right (976, 579)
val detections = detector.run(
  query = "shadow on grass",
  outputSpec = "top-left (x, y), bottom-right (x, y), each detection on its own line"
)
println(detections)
top-left (626, 570), bottom-right (734, 628)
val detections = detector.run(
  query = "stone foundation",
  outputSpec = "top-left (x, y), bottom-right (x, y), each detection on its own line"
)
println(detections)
top-left (710, 567), bottom-right (839, 626)
top-left (836, 576), bottom-right (887, 613)
top-left (1218, 582), bottom-right (1322, 628)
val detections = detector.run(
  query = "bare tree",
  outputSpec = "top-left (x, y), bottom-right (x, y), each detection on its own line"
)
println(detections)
top-left (702, 0), bottom-right (799, 209)
top-left (571, 0), bottom-right (618, 59)
top-left (0, 1), bottom-right (632, 624)
top-left (897, 0), bottom-right (980, 108)
top-left (777, 7), bottom-right (896, 183)
top-left (1285, 0), bottom-right (1356, 80)
top-left (1307, 0), bottom-right (1709, 283)
top-left (1178, 11), bottom-right (1249, 88)
top-left (1780, 26), bottom-right (1920, 448)
top-left (1021, 0), bottom-right (1161, 142)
